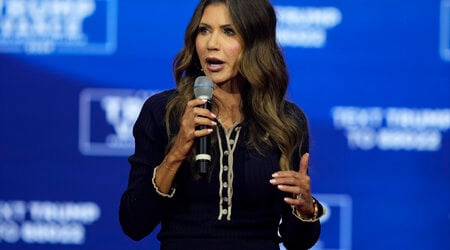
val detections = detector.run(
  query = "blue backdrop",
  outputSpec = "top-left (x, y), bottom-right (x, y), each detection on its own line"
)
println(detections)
top-left (1, 0), bottom-right (449, 249)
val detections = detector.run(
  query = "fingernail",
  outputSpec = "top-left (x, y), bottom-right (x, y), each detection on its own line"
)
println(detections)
top-left (269, 179), bottom-right (276, 184)
top-left (211, 113), bottom-right (217, 118)
top-left (272, 173), bottom-right (278, 177)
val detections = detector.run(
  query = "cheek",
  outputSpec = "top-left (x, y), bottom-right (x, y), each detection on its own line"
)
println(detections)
top-left (195, 37), bottom-right (205, 57)
top-left (195, 39), bottom-right (201, 55)
top-left (195, 39), bottom-right (207, 69)
top-left (228, 43), bottom-right (243, 63)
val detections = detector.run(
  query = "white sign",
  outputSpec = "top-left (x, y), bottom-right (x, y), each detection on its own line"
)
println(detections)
top-left (0, 200), bottom-right (100, 245)
top-left (275, 6), bottom-right (342, 48)
top-left (332, 106), bottom-right (450, 151)
top-left (0, 0), bottom-right (117, 54)
top-left (79, 88), bottom-right (160, 156)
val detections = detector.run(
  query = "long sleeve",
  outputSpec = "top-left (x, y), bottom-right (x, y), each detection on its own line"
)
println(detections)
top-left (278, 102), bottom-right (322, 249)
top-left (119, 90), bottom-right (174, 241)
top-left (279, 203), bottom-right (321, 249)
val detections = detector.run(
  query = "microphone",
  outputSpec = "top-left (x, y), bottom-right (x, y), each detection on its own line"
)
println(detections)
top-left (194, 76), bottom-right (214, 176)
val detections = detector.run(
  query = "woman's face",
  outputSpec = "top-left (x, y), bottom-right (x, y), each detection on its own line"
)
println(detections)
top-left (195, 3), bottom-right (243, 85)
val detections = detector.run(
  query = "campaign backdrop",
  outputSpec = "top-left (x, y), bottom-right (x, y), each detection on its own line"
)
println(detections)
top-left (1, 0), bottom-right (449, 249)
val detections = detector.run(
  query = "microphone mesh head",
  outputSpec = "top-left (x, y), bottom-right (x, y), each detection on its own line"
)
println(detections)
top-left (194, 76), bottom-right (214, 100)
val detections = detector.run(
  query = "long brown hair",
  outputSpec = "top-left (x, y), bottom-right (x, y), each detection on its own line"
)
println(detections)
top-left (165, 0), bottom-right (306, 171)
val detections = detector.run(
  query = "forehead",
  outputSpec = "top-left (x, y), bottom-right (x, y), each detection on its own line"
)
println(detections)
top-left (200, 3), bottom-right (232, 24)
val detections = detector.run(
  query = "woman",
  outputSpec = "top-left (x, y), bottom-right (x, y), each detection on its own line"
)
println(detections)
top-left (119, 0), bottom-right (325, 249)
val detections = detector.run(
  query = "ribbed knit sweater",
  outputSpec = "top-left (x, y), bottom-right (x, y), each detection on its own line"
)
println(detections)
top-left (119, 89), bottom-right (321, 250)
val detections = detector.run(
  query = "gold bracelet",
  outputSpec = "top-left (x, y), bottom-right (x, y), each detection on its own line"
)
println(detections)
top-left (293, 198), bottom-right (320, 222)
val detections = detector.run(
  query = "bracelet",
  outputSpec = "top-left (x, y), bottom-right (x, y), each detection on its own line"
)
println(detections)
top-left (292, 197), bottom-right (322, 222)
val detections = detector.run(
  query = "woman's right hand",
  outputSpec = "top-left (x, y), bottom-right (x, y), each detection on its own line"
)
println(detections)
top-left (170, 98), bottom-right (217, 161)
top-left (155, 98), bottom-right (217, 194)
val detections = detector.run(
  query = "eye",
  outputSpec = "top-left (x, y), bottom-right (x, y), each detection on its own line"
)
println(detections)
top-left (198, 25), bottom-right (209, 35)
top-left (223, 27), bottom-right (236, 36)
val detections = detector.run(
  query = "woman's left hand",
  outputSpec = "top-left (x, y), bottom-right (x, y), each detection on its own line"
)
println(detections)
top-left (270, 153), bottom-right (315, 217)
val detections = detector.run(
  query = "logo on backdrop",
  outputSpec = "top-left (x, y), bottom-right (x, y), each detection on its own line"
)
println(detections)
top-left (275, 5), bottom-right (342, 48)
top-left (441, 0), bottom-right (450, 61)
top-left (0, 0), bottom-right (117, 55)
top-left (0, 200), bottom-right (100, 245)
top-left (332, 106), bottom-right (450, 151)
top-left (79, 88), bottom-right (159, 156)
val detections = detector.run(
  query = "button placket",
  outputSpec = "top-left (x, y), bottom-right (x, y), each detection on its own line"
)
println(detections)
top-left (216, 122), bottom-right (242, 221)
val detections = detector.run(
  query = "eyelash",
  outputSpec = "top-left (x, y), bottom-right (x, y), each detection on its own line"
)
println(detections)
top-left (224, 28), bottom-right (235, 36)
top-left (197, 26), bottom-right (236, 36)
top-left (198, 26), bottom-right (209, 34)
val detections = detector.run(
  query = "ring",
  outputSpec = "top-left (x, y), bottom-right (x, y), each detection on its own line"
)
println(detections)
top-left (296, 193), bottom-right (302, 200)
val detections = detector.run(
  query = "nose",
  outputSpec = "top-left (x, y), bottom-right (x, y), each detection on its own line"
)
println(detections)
top-left (207, 31), bottom-right (219, 51)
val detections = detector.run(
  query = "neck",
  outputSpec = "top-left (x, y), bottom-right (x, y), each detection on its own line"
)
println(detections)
top-left (213, 75), bottom-right (244, 106)
top-left (212, 78), bottom-right (245, 129)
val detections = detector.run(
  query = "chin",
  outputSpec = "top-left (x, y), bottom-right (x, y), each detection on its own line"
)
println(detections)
top-left (208, 73), bottom-right (239, 85)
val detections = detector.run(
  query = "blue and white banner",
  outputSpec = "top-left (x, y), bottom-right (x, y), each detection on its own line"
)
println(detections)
top-left (1, 0), bottom-right (448, 250)
top-left (0, 0), bottom-right (117, 54)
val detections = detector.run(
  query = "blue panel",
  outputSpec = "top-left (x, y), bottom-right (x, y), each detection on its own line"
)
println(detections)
top-left (1, 0), bottom-right (449, 249)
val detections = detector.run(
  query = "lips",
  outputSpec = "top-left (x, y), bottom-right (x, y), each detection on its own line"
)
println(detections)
top-left (205, 57), bottom-right (224, 72)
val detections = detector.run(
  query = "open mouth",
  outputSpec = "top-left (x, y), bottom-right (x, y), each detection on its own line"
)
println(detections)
top-left (206, 57), bottom-right (224, 66)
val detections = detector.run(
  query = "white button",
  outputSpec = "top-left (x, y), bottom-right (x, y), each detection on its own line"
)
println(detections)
top-left (223, 165), bottom-right (229, 171)
top-left (224, 150), bottom-right (229, 156)
top-left (222, 209), bottom-right (228, 215)
top-left (223, 182), bottom-right (228, 188)
top-left (229, 139), bottom-right (235, 145)
top-left (223, 197), bottom-right (228, 202)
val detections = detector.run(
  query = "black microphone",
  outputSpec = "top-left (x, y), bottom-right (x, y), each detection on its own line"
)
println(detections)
top-left (194, 76), bottom-right (214, 176)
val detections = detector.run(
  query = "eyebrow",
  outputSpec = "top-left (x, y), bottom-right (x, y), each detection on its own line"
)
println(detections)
top-left (199, 22), bottom-right (234, 29)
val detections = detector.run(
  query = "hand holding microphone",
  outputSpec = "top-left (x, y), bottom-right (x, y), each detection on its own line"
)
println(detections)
top-left (193, 76), bottom-right (214, 176)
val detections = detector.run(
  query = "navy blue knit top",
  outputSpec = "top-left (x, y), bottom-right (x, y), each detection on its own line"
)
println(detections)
top-left (119, 90), bottom-right (321, 250)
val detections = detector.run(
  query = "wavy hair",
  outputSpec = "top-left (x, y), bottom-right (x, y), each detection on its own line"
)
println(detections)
top-left (165, 0), bottom-right (306, 171)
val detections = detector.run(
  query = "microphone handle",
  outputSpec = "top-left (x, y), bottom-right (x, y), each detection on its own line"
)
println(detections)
top-left (196, 100), bottom-right (212, 176)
